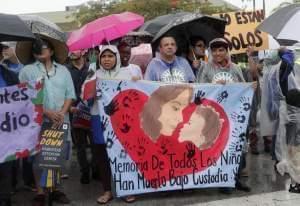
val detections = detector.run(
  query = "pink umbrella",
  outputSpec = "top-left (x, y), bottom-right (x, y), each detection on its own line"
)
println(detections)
top-left (67, 12), bottom-right (144, 51)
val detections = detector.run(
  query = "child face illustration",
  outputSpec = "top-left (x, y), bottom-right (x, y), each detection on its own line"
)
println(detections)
top-left (178, 105), bottom-right (222, 149)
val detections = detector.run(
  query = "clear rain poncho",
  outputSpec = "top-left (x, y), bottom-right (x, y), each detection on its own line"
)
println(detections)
top-left (274, 49), bottom-right (300, 184)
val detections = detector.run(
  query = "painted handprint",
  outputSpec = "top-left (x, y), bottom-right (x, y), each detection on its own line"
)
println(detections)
top-left (217, 90), bottom-right (229, 103)
top-left (120, 114), bottom-right (133, 133)
top-left (104, 99), bottom-right (119, 116)
top-left (186, 143), bottom-right (196, 159)
top-left (194, 90), bottom-right (206, 105)
top-left (231, 112), bottom-right (246, 123)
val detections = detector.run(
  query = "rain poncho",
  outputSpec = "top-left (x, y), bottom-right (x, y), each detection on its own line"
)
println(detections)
top-left (259, 51), bottom-right (281, 137)
top-left (271, 49), bottom-right (300, 183)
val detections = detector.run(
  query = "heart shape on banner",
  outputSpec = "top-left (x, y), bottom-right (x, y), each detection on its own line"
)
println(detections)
top-left (108, 87), bottom-right (229, 188)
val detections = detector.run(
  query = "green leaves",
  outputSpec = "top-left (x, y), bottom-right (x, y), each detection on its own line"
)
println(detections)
top-left (73, 0), bottom-right (235, 26)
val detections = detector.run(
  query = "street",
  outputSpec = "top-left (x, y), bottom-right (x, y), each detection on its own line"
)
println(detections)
top-left (13, 150), bottom-right (299, 206)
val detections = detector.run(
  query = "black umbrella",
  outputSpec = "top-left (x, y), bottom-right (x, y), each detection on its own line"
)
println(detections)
top-left (19, 15), bottom-right (67, 42)
top-left (0, 13), bottom-right (35, 41)
top-left (139, 12), bottom-right (190, 36)
top-left (152, 13), bottom-right (226, 54)
top-left (122, 31), bottom-right (153, 47)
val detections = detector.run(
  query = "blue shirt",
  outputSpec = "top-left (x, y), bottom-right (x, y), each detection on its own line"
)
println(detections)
top-left (19, 61), bottom-right (76, 111)
top-left (0, 68), bottom-right (7, 88)
top-left (2, 60), bottom-right (23, 74)
top-left (145, 56), bottom-right (195, 83)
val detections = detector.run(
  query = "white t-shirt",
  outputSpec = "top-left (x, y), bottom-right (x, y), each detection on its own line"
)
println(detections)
top-left (123, 64), bottom-right (143, 79)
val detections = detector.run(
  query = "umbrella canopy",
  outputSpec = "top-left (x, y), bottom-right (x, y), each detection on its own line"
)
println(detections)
top-left (67, 12), bottom-right (144, 51)
top-left (0, 13), bottom-right (35, 41)
top-left (19, 15), bottom-right (67, 42)
top-left (138, 12), bottom-right (190, 36)
top-left (152, 13), bottom-right (226, 54)
top-left (257, 4), bottom-right (300, 42)
top-left (122, 31), bottom-right (153, 47)
top-left (16, 34), bottom-right (68, 65)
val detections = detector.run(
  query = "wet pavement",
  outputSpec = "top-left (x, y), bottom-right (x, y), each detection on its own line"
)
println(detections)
top-left (13, 150), bottom-right (298, 206)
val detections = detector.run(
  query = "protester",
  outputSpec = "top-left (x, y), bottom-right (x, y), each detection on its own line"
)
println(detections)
top-left (196, 38), bottom-right (251, 193)
top-left (257, 50), bottom-right (282, 162)
top-left (1, 42), bottom-right (23, 74)
top-left (244, 47), bottom-right (262, 155)
top-left (186, 36), bottom-right (207, 77)
top-left (88, 45), bottom-right (136, 204)
top-left (1, 41), bottom-right (36, 194)
top-left (197, 38), bottom-right (245, 83)
top-left (67, 50), bottom-right (96, 184)
top-left (145, 35), bottom-right (195, 83)
top-left (18, 38), bottom-right (75, 206)
top-left (267, 47), bottom-right (300, 193)
top-left (118, 42), bottom-right (143, 80)
top-left (0, 63), bottom-right (19, 206)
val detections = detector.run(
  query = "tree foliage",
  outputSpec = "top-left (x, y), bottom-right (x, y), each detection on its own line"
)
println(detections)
top-left (73, 0), bottom-right (236, 26)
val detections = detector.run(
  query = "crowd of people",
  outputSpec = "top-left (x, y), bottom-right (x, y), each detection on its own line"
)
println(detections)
top-left (0, 31), bottom-right (299, 206)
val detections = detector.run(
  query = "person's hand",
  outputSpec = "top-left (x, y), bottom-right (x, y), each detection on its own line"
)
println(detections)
top-left (51, 111), bottom-right (65, 128)
top-left (252, 81), bottom-right (258, 91)
top-left (44, 110), bottom-right (63, 128)
top-left (246, 45), bottom-right (255, 57)
top-left (192, 59), bottom-right (201, 69)
top-left (70, 106), bottom-right (79, 114)
top-left (131, 76), bottom-right (141, 81)
top-left (215, 80), bottom-right (226, 85)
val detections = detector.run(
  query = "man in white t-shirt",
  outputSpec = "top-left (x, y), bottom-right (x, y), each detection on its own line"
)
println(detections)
top-left (118, 42), bottom-right (143, 80)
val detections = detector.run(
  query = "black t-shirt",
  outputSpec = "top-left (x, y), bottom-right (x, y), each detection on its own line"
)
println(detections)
top-left (66, 63), bottom-right (89, 106)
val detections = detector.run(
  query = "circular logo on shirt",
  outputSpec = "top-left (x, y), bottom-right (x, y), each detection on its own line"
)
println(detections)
top-left (161, 68), bottom-right (186, 83)
top-left (212, 72), bottom-right (235, 83)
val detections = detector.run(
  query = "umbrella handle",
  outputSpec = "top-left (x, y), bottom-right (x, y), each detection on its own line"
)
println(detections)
top-left (191, 47), bottom-right (197, 60)
top-left (183, 26), bottom-right (198, 61)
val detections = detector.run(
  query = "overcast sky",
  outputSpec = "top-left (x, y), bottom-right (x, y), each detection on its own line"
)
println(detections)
top-left (0, 0), bottom-right (293, 15)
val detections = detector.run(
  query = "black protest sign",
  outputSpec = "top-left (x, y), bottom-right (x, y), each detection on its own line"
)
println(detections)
top-left (38, 122), bottom-right (69, 169)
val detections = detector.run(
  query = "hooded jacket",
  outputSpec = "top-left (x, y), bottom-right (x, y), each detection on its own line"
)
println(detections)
top-left (91, 45), bottom-right (132, 144)
top-left (96, 45), bottom-right (132, 80)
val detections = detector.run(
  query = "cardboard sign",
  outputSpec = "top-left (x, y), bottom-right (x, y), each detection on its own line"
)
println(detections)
top-left (213, 10), bottom-right (269, 54)
top-left (96, 79), bottom-right (254, 197)
top-left (38, 122), bottom-right (69, 169)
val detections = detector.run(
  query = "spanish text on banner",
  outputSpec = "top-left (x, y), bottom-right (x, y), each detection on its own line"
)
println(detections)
top-left (97, 80), bottom-right (254, 197)
top-left (0, 82), bottom-right (43, 163)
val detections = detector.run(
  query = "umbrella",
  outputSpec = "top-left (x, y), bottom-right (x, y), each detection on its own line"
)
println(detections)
top-left (138, 12), bottom-right (190, 36)
top-left (67, 12), bottom-right (144, 51)
top-left (0, 13), bottom-right (35, 41)
top-left (16, 15), bottom-right (68, 64)
top-left (152, 13), bottom-right (226, 54)
top-left (16, 35), bottom-right (68, 64)
top-left (257, 4), bottom-right (300, 42)
top-left (19, 15), bottom-right (67, 42)
top-left (121, 31), bottom-right (153, 47)
top-left (129, 43), bottom-right (153, 73)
